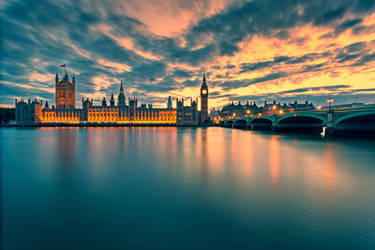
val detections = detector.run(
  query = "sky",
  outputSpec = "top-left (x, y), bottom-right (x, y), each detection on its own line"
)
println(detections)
top-left (1, 0), bottom-right (375, 109)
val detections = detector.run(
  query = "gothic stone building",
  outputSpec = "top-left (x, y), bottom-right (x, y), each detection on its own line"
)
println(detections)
top-left (55, 70), bottom-right (75, 108)
top-left (15, 71), bottom-right (209, 126)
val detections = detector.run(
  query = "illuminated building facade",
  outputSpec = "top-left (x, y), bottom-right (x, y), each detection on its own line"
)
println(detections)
top-left (215, 100), bottom-right (315, 119)
top-left (55, 70), bottom-right (75, 108)
top-left (15, 70), bottom-right (210, 126)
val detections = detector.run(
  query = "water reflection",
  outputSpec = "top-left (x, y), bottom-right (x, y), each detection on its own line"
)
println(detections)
top-left (56, 128), bottom-right (77, 171)
top-left (2, 127), bottom-right (375, 250)
top-left (323, 143), bottom-right (337, 191)
top-left (269, 136), bottom-right (280, 184)
top-left (197, 128), bottom-right (209, 180)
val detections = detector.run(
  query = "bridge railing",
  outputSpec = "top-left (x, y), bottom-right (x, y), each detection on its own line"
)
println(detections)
top-left (214, 104), bottom-right (375, 121)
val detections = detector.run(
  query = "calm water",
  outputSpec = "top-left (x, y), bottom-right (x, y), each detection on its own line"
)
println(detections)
top-left (1, 127), bottom-right (375, 250)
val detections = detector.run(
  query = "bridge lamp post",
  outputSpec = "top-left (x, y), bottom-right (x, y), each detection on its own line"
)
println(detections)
top-left (327, 98), bottom-right (334, 112)
top-left (278, 109), bottom-right (284, 115)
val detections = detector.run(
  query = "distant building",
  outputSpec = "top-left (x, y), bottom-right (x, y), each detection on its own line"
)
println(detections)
top-left (15, 99), bottom-right (43, 125)
top-left (220, 101), bottom-right (258, 118)
top-left (0, 107), bottom-right (15, 124)
top-left (213, 100), bottom-right (315, 119)
top-left (15, 68), bottom-right (210, 126)
top-left (176, 98), bottom-right (199, 126)
top-left (287, 101), bottom-right (314, 111)
top-left (263, 101), bottom-right (283, 112)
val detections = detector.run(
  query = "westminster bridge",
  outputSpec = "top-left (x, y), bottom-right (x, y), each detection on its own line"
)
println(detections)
top-left (218, 105), bottom-right (375, 136)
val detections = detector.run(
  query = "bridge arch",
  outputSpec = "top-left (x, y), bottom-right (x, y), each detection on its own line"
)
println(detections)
top-left (334, 111), bottom-right (375, 127)
top-left (250, 117), bottom-right (273, 124)
top-left (276, 114), bottom-right (327, 125)
top-left (250, 117), bottom-right (273, 130)
top-left (225, 120), bottom-right (234, 128)
top-left (234, 119), bottom-right (247, 128)
top-left (276, 115), bottom-right (325, 134)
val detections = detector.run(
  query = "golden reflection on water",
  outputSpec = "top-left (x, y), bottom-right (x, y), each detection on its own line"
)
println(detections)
top-left (37, 127), bottom-right (341, 191)
top-left (269, 135), bottom-right (280, 184)
top-left (323, 143), bottom-right (337, 191)
top-left (56, 128), bottom-right (76, 171)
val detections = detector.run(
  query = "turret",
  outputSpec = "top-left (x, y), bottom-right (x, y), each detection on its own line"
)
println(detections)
top-left (110, 93), bottom-right (115, 107)
top-left (55, 72), bottom-right (59, 84)
top-left (102, 97), bottom-right (107, 107)
top-left (63, 70), bottom-right (69, 82)
top-left (167, 96), bottom-right (172, 109)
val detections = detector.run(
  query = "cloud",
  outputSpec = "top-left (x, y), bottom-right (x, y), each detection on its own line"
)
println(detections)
top-left (2, 0), bottom-right (375, 108)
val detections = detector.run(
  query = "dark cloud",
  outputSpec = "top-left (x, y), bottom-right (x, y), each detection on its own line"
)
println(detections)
top-left (225, 64), bottom-right (236, 69)
top-left (240, 61), bottom-right (275, 73)
top-left (351, 52), bottom-right (375, 66)
top-left (137, 76), bottom-right (177, 93)
top-left (285, 54), bottom-right (315, 64)
top-left (171, 68), bottom-right (195, 78)
top-left (277, 85), bottom-right (351, 94)
top-left (132, 61), bottom-right (167, 80)
top-left (300, 63), bottom-right (327, 73)
top-left (313, 7), bottom-right (348, 26)
top-left (275, 30), bottom-right (290, 40)
top-left (335, 53), bottom-right (362, 63)
top-left (213, 72), bottom-right (287, 90)
top-left (344, 42), bottom-right (367, 52)
top-left (334, 18), bottom-right (363, 35)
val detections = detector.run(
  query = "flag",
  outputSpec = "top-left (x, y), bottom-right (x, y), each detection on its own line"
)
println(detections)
top-left (60, 64), bottom-right (66, 67)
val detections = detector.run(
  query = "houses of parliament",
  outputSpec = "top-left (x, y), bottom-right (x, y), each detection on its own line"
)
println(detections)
top-left (15, 68), bottom-right (209, 126)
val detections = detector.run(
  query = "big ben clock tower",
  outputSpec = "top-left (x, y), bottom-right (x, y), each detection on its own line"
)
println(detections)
top-left (200, 73), bottom-right (209, 122)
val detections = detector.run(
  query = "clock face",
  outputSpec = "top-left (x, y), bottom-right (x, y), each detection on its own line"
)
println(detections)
top-left (202, 89), bottom-right (207, 95)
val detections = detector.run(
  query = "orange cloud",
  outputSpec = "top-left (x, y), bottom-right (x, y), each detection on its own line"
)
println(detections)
top-left (97, 59), bottom-right (132, 73)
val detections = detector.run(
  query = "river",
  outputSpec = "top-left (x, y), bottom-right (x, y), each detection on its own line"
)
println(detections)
top-left (1, 127), bottom-right (375, 249)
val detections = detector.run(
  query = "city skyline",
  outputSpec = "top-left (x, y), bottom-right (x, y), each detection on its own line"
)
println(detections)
top-left (13, 71), bottom-right (209, 125)
top-left (2, 0), bottom-right (375, 108)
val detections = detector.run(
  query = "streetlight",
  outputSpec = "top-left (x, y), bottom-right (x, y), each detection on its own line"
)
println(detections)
top-left (327, 98), bottom-right (334, 111)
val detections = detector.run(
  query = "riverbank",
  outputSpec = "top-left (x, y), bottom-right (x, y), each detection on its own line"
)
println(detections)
top-left (1, 123), bottom-right (213, 128)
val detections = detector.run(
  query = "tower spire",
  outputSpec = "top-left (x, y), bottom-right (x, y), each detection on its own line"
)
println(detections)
top-left (118, 80), bottom-right (126, 107)
top-left (201, 73), bottom-right (207, 89)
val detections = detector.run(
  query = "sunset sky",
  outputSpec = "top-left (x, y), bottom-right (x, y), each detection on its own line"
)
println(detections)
top-left (1, 0), bottom-right (375, 108)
